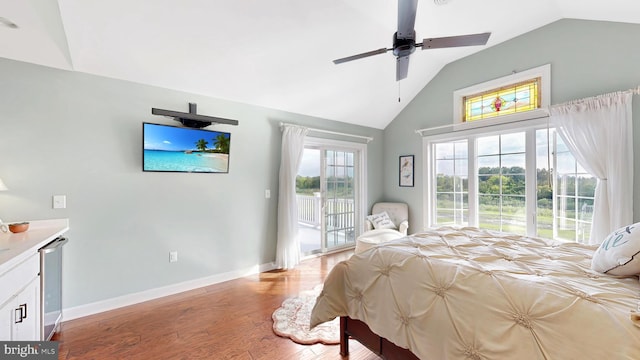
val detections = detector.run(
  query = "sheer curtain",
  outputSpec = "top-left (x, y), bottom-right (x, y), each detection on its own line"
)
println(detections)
top-left (275, 125), bottom-right (309, 269)
top-left (549, 91), bottom-right (634, 245)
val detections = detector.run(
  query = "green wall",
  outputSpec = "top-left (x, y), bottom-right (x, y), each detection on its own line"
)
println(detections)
top-left (383, 19), bottom-right (640, 233)
top-left (3, 17), bottom-right (638, 313)
top-left (0, 58), bottom-right (383, 309)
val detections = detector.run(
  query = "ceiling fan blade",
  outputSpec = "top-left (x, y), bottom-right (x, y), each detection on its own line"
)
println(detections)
top-left (397, 0), bottom-right (418, 39)
top-left (396, 55), bottom-right (410, 81)
top-left (420, 32), bottom-right (491, 49)
top-left (333, 48), bottom-right (390, 64)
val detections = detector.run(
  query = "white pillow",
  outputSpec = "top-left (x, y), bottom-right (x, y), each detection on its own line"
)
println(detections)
top-left (591, 223), bottom-right (640, 275)
top-left (367, 211), bottom-right (397, 230)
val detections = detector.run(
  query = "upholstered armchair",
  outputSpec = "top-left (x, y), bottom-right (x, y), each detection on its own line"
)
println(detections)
top-left (356, 202), bottom-right (409, 254)
top-left (364, 202), bottom-right (409, 235)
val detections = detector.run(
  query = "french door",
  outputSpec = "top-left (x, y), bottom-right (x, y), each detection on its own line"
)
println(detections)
top-left (296, 138), bottom-right (366, 255)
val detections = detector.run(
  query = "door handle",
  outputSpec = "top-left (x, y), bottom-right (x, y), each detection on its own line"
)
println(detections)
top-left (14, 304), bottom-right (27, 323)
top-left (40, 237), bottom-right (69, 254)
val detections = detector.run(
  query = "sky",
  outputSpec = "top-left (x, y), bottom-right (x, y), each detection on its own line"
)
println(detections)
top-left (143, 123), bottom-right (230, 151)
top-left (433, 129), bottom-right (586, 175)
top-left (298, 149), bottom-right (320, 177)
top-left (297, 149), bottom-right (353, 178)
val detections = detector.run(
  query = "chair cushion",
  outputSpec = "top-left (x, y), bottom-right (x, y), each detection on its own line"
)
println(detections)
top-left (355, 229), bottom-right (404, 254)
top-left (366, 211), bottom-right (397, 230)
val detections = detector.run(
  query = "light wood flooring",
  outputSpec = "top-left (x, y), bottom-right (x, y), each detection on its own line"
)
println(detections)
top-left (53, 250), bottom-right (380, 359)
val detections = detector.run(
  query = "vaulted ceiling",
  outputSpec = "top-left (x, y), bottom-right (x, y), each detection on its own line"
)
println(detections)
top-left (1, 0), bottom-right (639, 129)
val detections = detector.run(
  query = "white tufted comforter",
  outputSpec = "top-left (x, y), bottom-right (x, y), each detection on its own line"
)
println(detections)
top-left (310, 227), bottom-right (640, 359)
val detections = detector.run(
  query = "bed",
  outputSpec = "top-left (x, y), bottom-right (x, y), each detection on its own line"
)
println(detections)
top-left (310, 226), bottom-right (640, 359)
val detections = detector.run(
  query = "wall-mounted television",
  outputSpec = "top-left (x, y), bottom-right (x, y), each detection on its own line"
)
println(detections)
top-left (143, 122), bottom-right (231, 173)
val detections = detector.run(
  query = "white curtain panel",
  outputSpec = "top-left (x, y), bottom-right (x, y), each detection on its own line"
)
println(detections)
top-left (550, 91), bottom-right (633, 245)
top-left (275, 125), bottom-right (309, 269)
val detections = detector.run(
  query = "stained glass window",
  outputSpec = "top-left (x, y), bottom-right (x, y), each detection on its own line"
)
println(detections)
top-left (463, 78), bottom-right (540, 122)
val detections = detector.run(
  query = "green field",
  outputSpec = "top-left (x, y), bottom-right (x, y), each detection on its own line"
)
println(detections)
top-left (436, 200), bottom-right (591, 242)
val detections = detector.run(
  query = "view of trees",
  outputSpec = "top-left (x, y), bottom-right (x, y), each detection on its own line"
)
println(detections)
top-left (431, 130), bottom-right (597, 241)
top-left (436, 166), bottom-right (596, 207)
top-left (296, 175), bottom-right (354, 197)
top-left (478, 166), bottom-right (525, 195)
top-left (436, 166), bottom-right (597, 238)
top-left (436, 166), bottom-right (597, 232)
top-left (193, 134), bottom-right (230, 154)
top-left (296, 176), bottom-right (321, 195)
top-left (213, 134), bottom-right (230, 154)
top-left (195, 139), bottom-right (208, 152)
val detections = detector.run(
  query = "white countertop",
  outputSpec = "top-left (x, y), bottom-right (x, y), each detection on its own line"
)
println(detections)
top-left (0, 219), bottom-right (69, 273)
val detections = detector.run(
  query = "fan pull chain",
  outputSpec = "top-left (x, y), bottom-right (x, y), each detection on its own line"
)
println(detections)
top-left (398, 83), bottom-right (401, 103)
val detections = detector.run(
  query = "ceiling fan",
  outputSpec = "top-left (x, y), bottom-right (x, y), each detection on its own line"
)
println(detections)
top-left (333, 0), bottom-right (490, 81)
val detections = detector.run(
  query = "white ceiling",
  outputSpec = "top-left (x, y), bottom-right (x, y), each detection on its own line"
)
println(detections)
top-left (1, 0), bottom-right (639, 129)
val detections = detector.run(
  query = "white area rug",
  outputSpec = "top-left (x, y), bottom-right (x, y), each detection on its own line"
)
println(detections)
top-left (272, 284), bottom-right (340, 345)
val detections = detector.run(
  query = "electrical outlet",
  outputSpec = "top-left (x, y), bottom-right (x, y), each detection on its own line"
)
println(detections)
top-left (265, 189), bottom-right (271, 199)
top-left (169, 251), bottom-right (178, 263)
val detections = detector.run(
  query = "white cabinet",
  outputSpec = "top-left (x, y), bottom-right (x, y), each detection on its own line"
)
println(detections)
top-left (12, 277), bottom-right (40, 340)
top-left (0, 254), bottom-right (40, 341)
top-left (0, 219), bottom-right (69, 341)
top-left (0, 295), bottom-right (12, 339)
top-left (0, 277), bottom-right (40, 340)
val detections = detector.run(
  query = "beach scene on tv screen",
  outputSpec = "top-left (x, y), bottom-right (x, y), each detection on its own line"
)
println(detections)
top-left (143, 123), bottom-right (230, 173)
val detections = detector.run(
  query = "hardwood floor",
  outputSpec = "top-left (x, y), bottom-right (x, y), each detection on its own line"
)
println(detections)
top-left (53, 250), bottom-right (381, 359)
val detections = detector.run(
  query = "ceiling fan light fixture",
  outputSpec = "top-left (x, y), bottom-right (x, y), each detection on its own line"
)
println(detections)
top-left (393, 32), bottom-right (416, 57)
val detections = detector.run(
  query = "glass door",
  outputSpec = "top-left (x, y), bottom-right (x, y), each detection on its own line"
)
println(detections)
top-left (297, 148), bottom-right (322, 254)
top-left (296, 138), bottom-right (365, 256)
top-left (323, 149), bottom-right (357, 252)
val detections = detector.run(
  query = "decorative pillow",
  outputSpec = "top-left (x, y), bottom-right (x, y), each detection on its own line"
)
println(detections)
top-left (366, 211), bottom-right (397, 230)
top-left (591, 223), bottom-right (640, 275)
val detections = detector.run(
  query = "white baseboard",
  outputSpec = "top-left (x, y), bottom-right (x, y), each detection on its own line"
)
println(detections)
top-left (62, 261), bottom-right (277, 321)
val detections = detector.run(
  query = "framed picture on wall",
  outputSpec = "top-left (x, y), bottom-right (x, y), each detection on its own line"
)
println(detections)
top-left (399, 155), bottom-right (414, 187)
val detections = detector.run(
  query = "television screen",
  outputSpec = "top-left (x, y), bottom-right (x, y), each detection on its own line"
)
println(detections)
top-left (143, 122), bottom-right (231, 173)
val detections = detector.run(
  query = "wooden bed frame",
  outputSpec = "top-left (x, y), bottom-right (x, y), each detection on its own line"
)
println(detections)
top-left (340, 316), bottom-right (420, 360)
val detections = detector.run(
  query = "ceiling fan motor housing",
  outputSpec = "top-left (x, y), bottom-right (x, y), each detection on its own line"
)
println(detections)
top-left (393, 31), bottom-right (416, 57)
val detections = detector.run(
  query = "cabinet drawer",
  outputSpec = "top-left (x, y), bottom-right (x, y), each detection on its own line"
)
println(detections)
top-left (0, 254), bottom-right (39, 306)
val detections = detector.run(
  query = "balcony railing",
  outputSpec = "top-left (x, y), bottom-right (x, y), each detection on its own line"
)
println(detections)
top-left (297, 193), bottom-right (322, 227)
top-left (296, 193), bottom-right (355, 230)
top-left (297, 193), bottom-right (356, 252)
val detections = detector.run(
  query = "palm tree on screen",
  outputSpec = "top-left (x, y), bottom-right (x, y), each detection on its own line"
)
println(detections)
top-left (213, 134), bottom-right (230, 154)
top-left (195, 139), bottom-right (208, 152)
